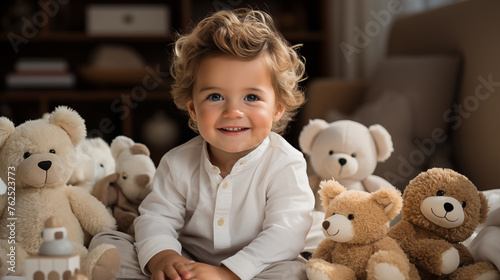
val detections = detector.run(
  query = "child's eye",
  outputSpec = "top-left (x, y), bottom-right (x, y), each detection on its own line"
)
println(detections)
top-left (207, 93), bottom-right (222, 101)
top-left (244, 94), bottom-right (259, 101)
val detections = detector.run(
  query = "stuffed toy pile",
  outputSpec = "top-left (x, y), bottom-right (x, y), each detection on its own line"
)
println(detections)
top-left (388, 168), bottom-right (500, 280)
top-left (0, 106), bottom-right (120, 280)
top-left (69, 137), bottom-right (115, 194)
top-left (94, 135), bottom-right (155, 235)
top-left (299, 119), bottom-right (394, 210)
top-left (307, 179), bottom-right (419, 280)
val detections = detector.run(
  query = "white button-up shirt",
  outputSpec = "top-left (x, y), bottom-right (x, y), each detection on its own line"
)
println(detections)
top-left (135, 132), bottom-right (314, 280)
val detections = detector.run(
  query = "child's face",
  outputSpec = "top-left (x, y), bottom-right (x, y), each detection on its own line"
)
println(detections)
top-left (188, 54), bottom-right (284, 159)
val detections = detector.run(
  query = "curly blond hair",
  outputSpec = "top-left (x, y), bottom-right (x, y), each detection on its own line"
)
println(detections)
top-left (170, 8), bottom-right (306, 134)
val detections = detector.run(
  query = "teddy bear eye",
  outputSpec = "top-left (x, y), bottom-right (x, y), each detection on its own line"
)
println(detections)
top-left (122, 173), bottom-right (128, 180)
top-left (348, 214), bottom-right (354, 220)
top-left (23, 152), bottom-right (31, 159)
top-left (49, 149), bottom-right (56, 154)
top-left (351, 153), bottom-right (356, 158)
top-left (436, 190), bottom-right (445, 196)
top-left (100, 163), bottom-right (104, 168)
top-left (462, 201), bottom-right (467, 208)
top-left (329, 150), bottom-right (334, 155)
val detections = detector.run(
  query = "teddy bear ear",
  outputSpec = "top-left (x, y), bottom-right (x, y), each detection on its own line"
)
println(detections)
top-left (478, 191), bottom-right (489, 224)
top-left (130, 143), bottom-right (150, 157)
top-left (318, 179), bottom-right (345, 210)
top-left (111, 135), bottom-right (135, 159)
top-left (369, 124), bottom-right (394, 162)
top-left (0, 117), bottom-right (16, 149)
top-left (370, 186), bottom-right (403, 221)
top-left (299, 119), bottom-right (329, 155)
top-left (49, 106), bottom-right (86, 146)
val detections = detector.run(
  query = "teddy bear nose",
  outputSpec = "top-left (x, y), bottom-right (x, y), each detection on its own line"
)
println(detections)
top-left (322, 220), bottom-right (330, 230)
top-left (38, 161), bottom-right (52, 171)
top-left (338, 158), bottom-right (347, 166)
top-left (444, 202), bottom-right (454, 212)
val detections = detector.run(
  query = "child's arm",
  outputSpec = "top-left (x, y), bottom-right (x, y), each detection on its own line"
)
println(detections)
top-left (221, 156), bottom-right (314, 278)
top-left (134, 155), bottom-right (188, 276)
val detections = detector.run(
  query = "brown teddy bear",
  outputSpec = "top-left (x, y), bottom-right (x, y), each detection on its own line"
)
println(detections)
top-left (0, 106), bottom-right (120, 279)
top-left (307, 179), bottom-right (419, 280)
top-left (388, 168), bottom-right (500, 280)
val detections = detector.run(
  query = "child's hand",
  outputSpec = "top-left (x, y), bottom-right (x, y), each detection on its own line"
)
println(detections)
top-left (186, 263), bottom-right (240, 280)
top-left (148, 250), bottom-right (195, 280)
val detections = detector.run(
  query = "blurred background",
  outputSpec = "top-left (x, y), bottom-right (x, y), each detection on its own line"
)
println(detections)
top-left (0, 0), bottom-right (469, 187)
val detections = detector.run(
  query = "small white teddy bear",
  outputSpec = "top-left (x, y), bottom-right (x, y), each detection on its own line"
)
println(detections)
top-left (299, 119), bottom-right (394, 210)
top-left (68, 137), bottom-right (115, 194)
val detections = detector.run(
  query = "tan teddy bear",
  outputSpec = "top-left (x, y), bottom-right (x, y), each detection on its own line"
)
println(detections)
top-left (388, 168), bottom-right (500, 280)
top-left (307, 179), bottom-right (419, 280)
top-left (0, 106), bottom-right (120, 280)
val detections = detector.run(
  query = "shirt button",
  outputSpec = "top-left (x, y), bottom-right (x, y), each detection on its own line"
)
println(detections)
top-left (222, 182), bottom-right (229, 189)
top-left (217, 218), bottom-right (224, 226)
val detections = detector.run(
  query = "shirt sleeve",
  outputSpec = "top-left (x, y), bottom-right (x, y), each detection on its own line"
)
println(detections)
top-left (220, 155), bottom-right (315, 280)
top-left (134, 155), bottom-right (186, 275)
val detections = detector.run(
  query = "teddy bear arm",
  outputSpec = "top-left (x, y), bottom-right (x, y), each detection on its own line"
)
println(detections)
top-left (93, 173), bottom-right (119, 206)
top-left (454, 243), bottom-right (475, 266)
top-left (374, 236), bottom-right (407, 256)
top-left (311, 238), bottom-right (336, 262)
top-left (362, 175), bottom-right (393, 193)
top-left (67, 186), bottom-right (117, 235)
top-left (403, 238), bottom-right (455, 275)
top-left (113, 206), bottom-right (138, 233)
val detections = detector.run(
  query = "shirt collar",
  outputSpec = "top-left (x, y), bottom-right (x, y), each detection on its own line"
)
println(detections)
top-left (202, 135), bottom-right (271, 176)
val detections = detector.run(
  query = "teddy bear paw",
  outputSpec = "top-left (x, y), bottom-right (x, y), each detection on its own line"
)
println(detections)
top-left (306, 267), bottom-right (331, 280)
top-left (441, 247), bottom-right (460, 274)
top-left (82, 244), bottom-right (121, 280)
top-left (373, 263), bottom-right (405, 280)
top-left (476, 271), bottom-right (500, 280)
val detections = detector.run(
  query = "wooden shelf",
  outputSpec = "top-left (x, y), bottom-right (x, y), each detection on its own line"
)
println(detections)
top-left (0, 89), bottom-right (170, 101)
top-left (0, 32), bottom-right (175, 43)
top-left (0, 0), bottom-right (330, 149)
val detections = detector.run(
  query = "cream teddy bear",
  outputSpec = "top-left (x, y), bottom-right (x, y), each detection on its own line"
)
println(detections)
top-left (299, 119), bottom-right (394, 210)
top-left (94, 135), bottom-right (155, 235)
top-left (0, 106), bottom-right (120, 279)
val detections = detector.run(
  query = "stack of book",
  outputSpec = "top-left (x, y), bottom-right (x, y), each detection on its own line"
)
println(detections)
top-left (6, 58), bottom-right (75, 89)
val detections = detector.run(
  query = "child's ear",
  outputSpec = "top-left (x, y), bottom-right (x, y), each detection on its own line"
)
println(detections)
top-left (187, 99), bottom-right (197, 121)
top-left (273, 104), bottom-right (285, 122)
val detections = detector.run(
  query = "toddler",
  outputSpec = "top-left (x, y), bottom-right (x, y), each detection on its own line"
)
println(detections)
top-left (90, 8), bottom-right (314, 280)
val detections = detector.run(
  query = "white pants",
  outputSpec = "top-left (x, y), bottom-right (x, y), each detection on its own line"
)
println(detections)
top-left (89, 231), bottom-right (307, 280)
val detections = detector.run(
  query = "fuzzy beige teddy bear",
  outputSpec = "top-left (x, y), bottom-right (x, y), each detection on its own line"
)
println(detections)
top-left (307, 179), bottom-right (419, 280)
top-left (0, 106), bottom-right (120, 280)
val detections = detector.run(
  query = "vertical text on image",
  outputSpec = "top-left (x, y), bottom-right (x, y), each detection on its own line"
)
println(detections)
top-left (6, 166), bottom-right (17, 272)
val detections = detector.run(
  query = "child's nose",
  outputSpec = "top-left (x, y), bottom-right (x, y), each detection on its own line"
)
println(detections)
top-left (223, 102), bottom-right (244, 118)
